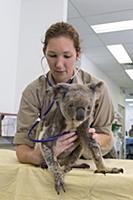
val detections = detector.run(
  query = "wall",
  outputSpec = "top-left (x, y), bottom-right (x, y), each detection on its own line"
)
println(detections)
top-left (0, 0), bottom-right (21, 113)
top-left (15, 0), bottom-right (68, 112)
top-left (81, 54), bottom-right (125, 111)
top-left (0, 0), bottom-right (68, 113)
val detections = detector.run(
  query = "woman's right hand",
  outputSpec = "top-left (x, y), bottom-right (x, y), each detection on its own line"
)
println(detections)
top-left (53, 132), bottom-right (78, 157)
top-left (16, 132), bottom-right (78, 166)
top-left (16, 144), bottom-right (44, 166)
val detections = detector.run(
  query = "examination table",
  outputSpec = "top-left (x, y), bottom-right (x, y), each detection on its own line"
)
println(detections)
top-left (0, 149), bottom-right (133, 200)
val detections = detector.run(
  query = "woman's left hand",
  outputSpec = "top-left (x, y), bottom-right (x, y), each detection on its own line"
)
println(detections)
top-left (87, 128), bottom-right (101, 146)
top-left (53, 132), bottom-right (78, 157)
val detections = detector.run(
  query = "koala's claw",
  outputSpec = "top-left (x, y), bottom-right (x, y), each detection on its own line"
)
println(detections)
top-left (40, 161), bottom-right (48, 169)
top-left (94, 167), bottom-right (124, 174)
top-left (55, 178), bottom-right (65, 195)
top-left (73, 163), bottom-right (90, 169)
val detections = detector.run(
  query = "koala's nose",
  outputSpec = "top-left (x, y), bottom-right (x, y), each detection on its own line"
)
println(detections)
top-left (76, 107), bottom-right (85, 121)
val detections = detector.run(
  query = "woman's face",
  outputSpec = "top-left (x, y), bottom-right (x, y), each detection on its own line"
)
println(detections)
top-left (45, 36), bottom-right (80, 83)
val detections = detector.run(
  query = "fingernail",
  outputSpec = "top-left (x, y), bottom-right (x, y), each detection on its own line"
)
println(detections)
top-left (71, 132), bottom-right (76, 135)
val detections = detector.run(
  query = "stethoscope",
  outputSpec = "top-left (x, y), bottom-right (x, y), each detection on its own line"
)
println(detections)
top-left (27, 56), bottom-right (81, 143)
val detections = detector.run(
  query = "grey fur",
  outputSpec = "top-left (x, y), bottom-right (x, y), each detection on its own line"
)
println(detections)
top-left (36, 82), bottom-right (123, 194)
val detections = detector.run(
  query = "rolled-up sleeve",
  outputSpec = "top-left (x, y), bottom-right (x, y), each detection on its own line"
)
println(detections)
top-left (90, 82), bottom-right (114, 136)
top-left (13, 82), bottom-right (42, 147)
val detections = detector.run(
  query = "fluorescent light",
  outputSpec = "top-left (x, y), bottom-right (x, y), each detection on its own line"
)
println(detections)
top-left (125, 99), bottom-right (133, 102)
top-left (129, 103), bottom-right (133, 106)
top-left (125, 69), bottom-right (133, 80)
top-left (107, 44), bottom-right (132, 64)
top-left (91, 20), bottom-right (133, 33)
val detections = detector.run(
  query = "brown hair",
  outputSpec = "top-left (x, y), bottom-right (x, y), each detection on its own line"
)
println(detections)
top-left (42, 22), bottom-right (81, 55)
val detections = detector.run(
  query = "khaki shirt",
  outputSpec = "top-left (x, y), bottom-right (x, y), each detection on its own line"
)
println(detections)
top-left (13, 69), bottom-right (114, 148)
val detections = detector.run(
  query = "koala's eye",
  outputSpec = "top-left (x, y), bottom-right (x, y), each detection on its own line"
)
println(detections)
top-left (69, 103), bottom-right (73, 108)
top-left (87, 106), bottom-right (91, 110)
top-left (62, 92), bottom-right (67, 99)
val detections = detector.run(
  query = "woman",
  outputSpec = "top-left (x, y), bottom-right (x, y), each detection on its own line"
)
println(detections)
top-left (14, 22), bottom-right (114, 165)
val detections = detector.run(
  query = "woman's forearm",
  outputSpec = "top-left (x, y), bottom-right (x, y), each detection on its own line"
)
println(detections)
top-left (16, 144), bottom-right (43, 165)
top-left (94, 132), bottom-right (114, 155)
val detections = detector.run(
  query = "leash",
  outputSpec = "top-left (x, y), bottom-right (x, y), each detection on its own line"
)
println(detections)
top-left (28, 128), bottom-right (70, 143)
top-left (27, 74), bottom-right (75, 143)
top-left (27, 97), bottom-right (57, 143)
top-left (27, 100), bottom-right (71, 143)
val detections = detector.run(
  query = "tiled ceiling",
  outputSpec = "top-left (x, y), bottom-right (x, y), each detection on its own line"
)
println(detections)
top-left (67, 0), bottom-right (133, 98)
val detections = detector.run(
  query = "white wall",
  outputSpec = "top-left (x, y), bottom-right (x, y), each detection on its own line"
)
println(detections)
top-left (0, 0), bottom-right (68, 113)
top-left (0, 0), bottom-right (21, 113)
top-left (15, 0), bottom-right (68, 112)
top-left (81, 54), bottom-right (125, 111)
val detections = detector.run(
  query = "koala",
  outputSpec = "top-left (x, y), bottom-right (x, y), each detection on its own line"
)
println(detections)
top-left (36, 82), bottom-right (123, 194)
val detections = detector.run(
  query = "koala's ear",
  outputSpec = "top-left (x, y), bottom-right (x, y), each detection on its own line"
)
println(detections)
top-left (54, 83), bottom-right (70, 95)
top-left (46, 83), bottom-right (70, 99)
top-left (88, 81), bottom-right (103, 93)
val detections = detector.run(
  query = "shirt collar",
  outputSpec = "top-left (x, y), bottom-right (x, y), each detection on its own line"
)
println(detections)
top-left (46, 68), bottom-right (83, 88)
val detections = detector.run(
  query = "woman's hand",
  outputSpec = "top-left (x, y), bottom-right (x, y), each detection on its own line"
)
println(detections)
top-left (16, 144), bottom-right (44, 166)
top-left (87, 128), bottom-right (113, 151)
top-left (88, 128), bottom-right (101, 145)
top-left (53, 132), bottom-right (78, 157)
top-left (53, 129), bottom-right (97, 158)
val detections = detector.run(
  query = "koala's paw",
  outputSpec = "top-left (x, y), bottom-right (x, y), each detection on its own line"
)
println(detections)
top-left (94, 167), bottom-right (124, 174)
top-left (72, 163), bottom-right (90, 169)
top-left (40, 161), bottom-right (48, 169)
top-left (55, 176), bottom-right (65, 195)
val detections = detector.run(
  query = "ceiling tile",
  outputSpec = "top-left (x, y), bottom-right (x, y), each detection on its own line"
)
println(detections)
top-left (81, 34), bottom-right (103, 49)
top-left (85, 46), bottom-right (112, 58)
top-left (68, 18), bottom-right (93, 37)
top-left (84, 10), bottom-right (133, 25)
top-left (67, 1), bottom-right (80, 19)
top-left (70, 0), bottom-right (133, 16)
top-left (125, 44), bottom-right (133, 54)
top-left (98, 30), bottom-right (133, 45)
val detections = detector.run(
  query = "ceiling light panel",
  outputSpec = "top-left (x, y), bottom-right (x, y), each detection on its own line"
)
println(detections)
top-left (107, 44), bottom-right (132, 64)
top-left (91, 20), bottom-right (133, 33)
top-left (125, 69), bottom-right (133, 80)
top-left (125, 99), bottom-right (133, 102)
top-left (129, 103), bottom-right (133, 106)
